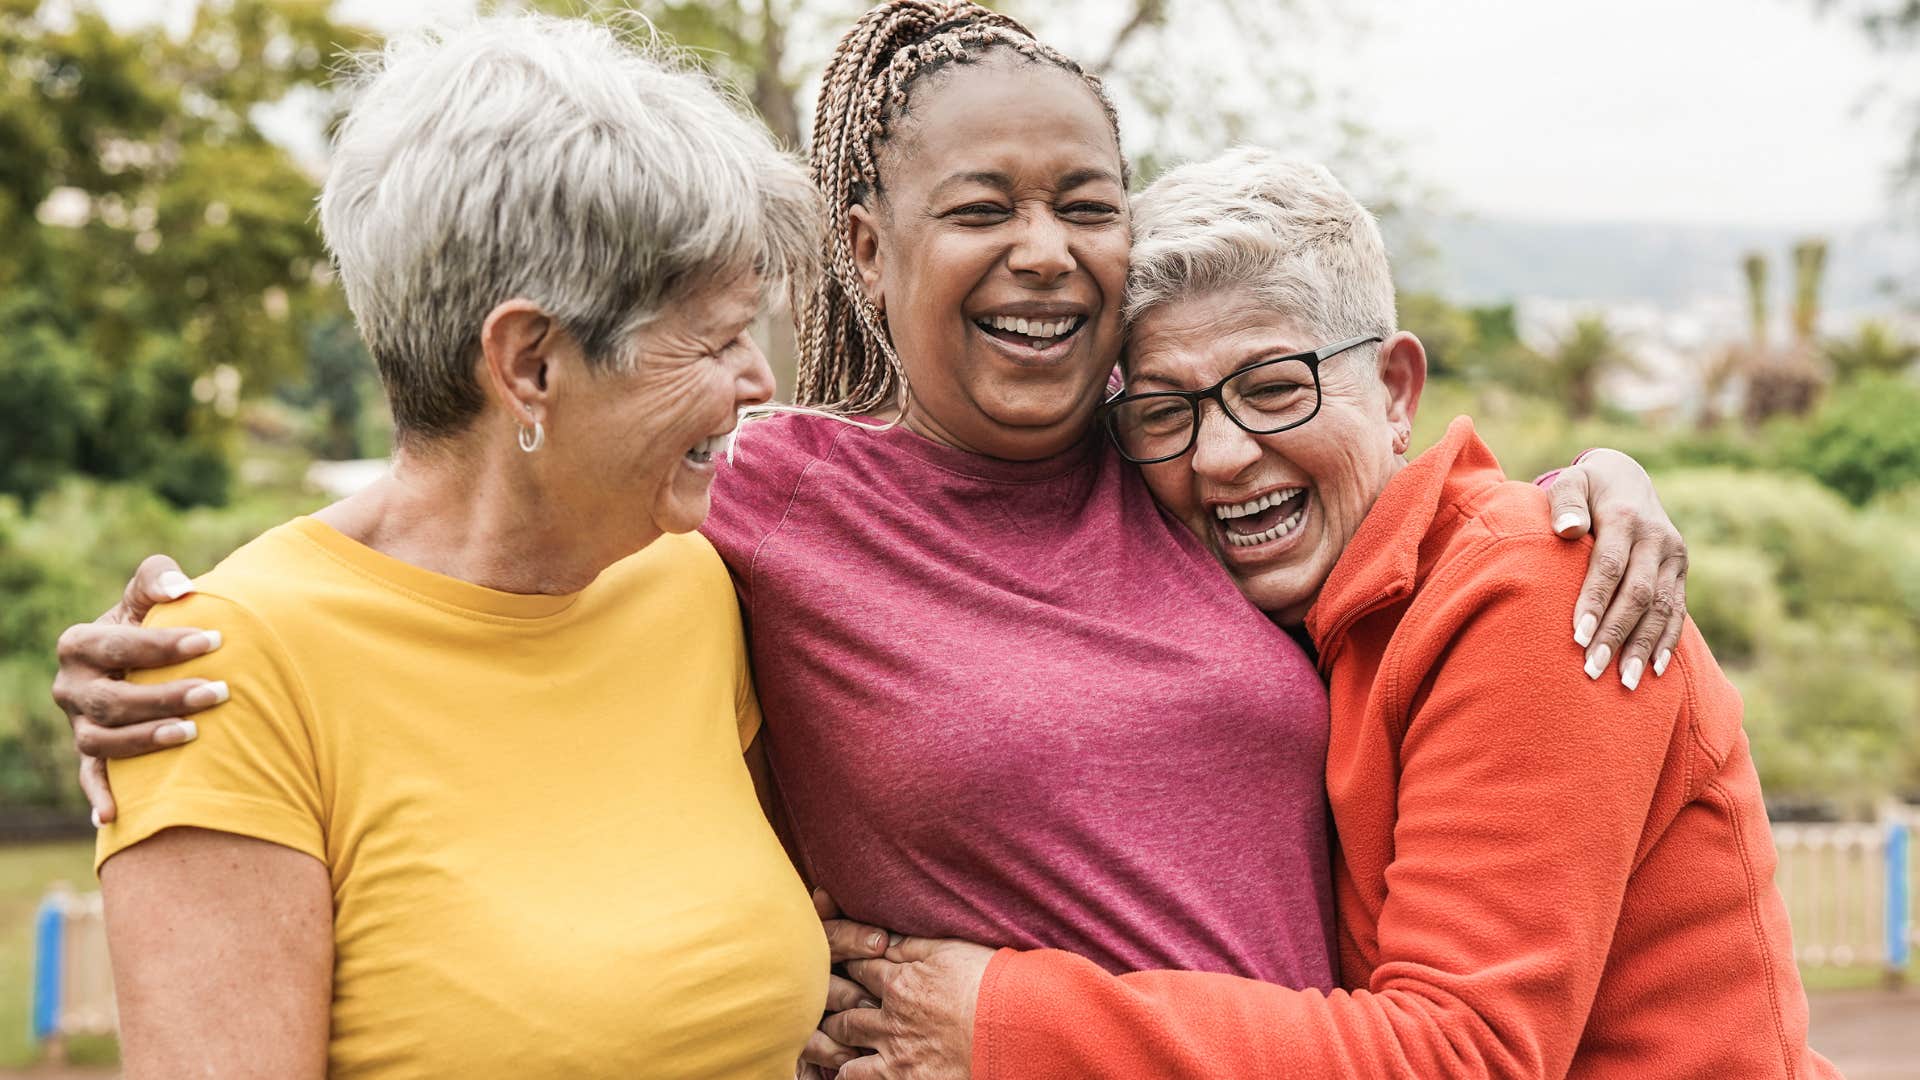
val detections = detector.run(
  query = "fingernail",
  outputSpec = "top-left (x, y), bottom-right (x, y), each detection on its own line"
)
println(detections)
top-left (1574, 613), bottom-right (1598, 648)
top-left (154, 720), bottom-right (198, 746)
top-left (1654, 648), bottom-right (1671, 677)
top-left (90, 808), bottom-right (102, 829)
top-left (1621, 657), bottom-right (1643, 691)
top-left (866, 931), bottom-right (886, 951)
top-left (1553, 512), bottom-right (1583, 534)
top-left (887, 933), bottom-right (905, 948)
top-left (157, 571), bottom-right (196, 600)
top-left (178, 630), bottom-right (222, 656)
top-left (1584, 644), bottom-right (1610, 680)
top-left (858, 997), bottom-right (879, 1009)
top-left (183, 680), bottom-right (229, 709)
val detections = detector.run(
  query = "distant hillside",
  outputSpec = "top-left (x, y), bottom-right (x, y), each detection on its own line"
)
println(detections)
top-left (1387, 216), bottom-right (1919, 315)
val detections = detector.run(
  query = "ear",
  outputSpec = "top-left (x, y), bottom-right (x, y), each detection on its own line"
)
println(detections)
top-left (478, 299), bottom-right (561, 428)
top-left (1378, 331), bottom-right (1427, 456)
top-left (847, 201), bottom-right (886, 313)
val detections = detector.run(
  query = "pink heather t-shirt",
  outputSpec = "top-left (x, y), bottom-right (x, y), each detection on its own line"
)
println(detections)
top-left (702, 413), bottom-right (1336, 987)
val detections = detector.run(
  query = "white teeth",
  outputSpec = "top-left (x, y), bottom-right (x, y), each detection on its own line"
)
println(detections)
top-left (982, 315), bottom-right (1079, 339)
top-left (1213, 488), bottom-right (1301, 521)
top-left (1224, 504), bottom-right (1306, 547)
top-left (687, 431), bottom-right (732, 459)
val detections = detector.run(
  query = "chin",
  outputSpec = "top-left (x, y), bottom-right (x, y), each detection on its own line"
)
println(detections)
top-left (1229, 566), bottom-right (1320, 623)
top-left (980, 381), bottom-right (1101, 430)
top-left (653, 487), bottom-right (713, 536)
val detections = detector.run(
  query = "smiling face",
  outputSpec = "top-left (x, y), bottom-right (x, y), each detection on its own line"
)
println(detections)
top-left (849, 52), bottom-right (1130, 461)
top-left (1128, 290), bottom-right (1425, 625)
top-left (547, 271), bottom-right (774, 541)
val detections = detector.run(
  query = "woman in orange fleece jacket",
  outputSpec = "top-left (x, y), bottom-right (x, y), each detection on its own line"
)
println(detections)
top-left (821, 149), bottom-right (1840, 1079)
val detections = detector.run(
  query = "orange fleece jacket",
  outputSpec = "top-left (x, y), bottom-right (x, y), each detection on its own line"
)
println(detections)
top-left (973, 418), bottom-right (1840, 1080)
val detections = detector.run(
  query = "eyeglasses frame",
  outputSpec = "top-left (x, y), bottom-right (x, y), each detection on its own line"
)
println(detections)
top-left (1099, 334), bottom-right (1386, 465)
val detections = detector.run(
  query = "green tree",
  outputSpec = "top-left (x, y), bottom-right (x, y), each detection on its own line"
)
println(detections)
top-left (0, 0), bottom-right (375, 505)
top-left (1793, 372), bottom-right (1920, 504)
top-left (1824, 319), bottom-right (1920, 381)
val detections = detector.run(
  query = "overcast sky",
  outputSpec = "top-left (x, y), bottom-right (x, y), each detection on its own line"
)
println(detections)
top-left (101, 0), bottom-right (1914, 230)
top-left (1319, 0), bottom-right (1913, 228)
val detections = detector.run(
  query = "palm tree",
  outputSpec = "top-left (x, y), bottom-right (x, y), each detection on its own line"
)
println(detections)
top-left (1825, 320), bottom-right (1920, 382)
top-left (1549, 316), bottom-right (1638, 421)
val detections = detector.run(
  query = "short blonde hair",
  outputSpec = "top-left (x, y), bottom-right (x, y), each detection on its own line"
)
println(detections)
top-left (1126, 147), bottom-right (1395, 345)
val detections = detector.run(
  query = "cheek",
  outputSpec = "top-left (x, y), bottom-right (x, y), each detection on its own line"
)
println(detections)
top-left (1140, 461), bottom-right (1202, 522)
top-left (1086, 231), bottom-right (1131, 297)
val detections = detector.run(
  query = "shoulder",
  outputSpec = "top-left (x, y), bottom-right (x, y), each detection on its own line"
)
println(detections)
top-left (144, 522), bottom-right (337, 646)
top-left (1428, 478), bottom-right (1588, 605)
top-left (621, 531), bottom-right (737, 608)
top-left (714, 412), bottom-right (858, 490)
top-left (704, 412), bottom-right (869, 572)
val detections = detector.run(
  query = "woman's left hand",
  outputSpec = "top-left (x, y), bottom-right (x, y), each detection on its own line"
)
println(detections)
top-left (1545, 448), bottom-right (1688, 690)
top-left (820, 937), bottom-right (996, 1080)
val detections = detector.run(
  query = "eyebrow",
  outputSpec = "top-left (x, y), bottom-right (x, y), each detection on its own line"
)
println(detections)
top-left (1126, 347), bottom-right (1307, 392)
top-left (928, 166), bottom-right (1125, 199)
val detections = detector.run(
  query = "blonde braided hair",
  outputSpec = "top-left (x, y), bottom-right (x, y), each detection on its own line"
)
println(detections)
top-left (794, 1), bottom-right (1126, 413)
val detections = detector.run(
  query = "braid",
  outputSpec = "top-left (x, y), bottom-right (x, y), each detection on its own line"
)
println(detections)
top-left (795, 1), bottom-right (1125, 412)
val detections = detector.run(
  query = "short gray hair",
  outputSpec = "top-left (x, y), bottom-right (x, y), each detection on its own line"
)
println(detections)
top-left (319, 15), bottom-right (821, 439)
top-left (1125, 148), bottom-right (1395, 348)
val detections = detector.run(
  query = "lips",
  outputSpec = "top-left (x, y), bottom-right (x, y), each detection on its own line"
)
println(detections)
top-left (1209, 488), bottom-right (1310, 550)
top-left (684, 430), bottom-right (732, 466)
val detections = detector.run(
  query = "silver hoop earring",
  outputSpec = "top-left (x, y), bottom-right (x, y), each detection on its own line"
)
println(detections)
top-left (517, 420), bottom-right (545, 453)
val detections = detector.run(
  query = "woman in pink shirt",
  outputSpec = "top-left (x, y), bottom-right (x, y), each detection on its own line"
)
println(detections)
top-left (53, 3), bottom-right (1690, 1072)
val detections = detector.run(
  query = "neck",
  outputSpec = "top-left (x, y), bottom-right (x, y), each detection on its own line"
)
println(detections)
top-left (899, 402), bottom-right (1093, 462)
top-left (313, 431), bottom-right (659, 596)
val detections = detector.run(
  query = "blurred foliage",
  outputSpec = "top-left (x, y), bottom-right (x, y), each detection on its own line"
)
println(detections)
top-left (1791, 373), bottom-right (1920, 504)
top-left (1411, 297), bottom-right (1920, 814)
top-left (0, 0), bottom-right (378, 508)
top-left (0, 1), bottom-right (377, 808)
top-left (0, 479), bottom-right (321, 809)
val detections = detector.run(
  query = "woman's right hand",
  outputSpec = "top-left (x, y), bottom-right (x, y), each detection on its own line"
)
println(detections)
top-left (51, 555), bottom-right (229, 824)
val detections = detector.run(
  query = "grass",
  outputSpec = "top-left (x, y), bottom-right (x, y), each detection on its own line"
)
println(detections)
top-left (0, 841), bottom-right (117, 1068)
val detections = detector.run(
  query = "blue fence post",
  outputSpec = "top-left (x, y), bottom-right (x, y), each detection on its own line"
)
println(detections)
top-left (1888, 822), bottom-right (1911, 984)
top-left (30, 895), bottom-right (63, 1044)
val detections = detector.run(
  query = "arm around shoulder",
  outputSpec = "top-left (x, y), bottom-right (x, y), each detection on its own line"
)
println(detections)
top-left (972, 536), bottom-right (1686, 1080)
top-left (98, 590), bottom-right (334, 1076)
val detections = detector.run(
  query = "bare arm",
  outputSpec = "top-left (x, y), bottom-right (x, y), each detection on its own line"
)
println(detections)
top-left (101, 827), bottom-right (333, 1079)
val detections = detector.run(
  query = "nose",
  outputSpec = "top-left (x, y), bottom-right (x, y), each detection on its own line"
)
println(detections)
top-left (1188, 400), bottom-right (1262, 482)
top-left (1006, 207), bottom-right (1075, 283)
top-left (734, 332), bottom-right (776, 409)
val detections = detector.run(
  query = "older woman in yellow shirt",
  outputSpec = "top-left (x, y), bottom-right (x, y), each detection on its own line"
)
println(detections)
top-left (89, 16), bottom-right (828, 1078)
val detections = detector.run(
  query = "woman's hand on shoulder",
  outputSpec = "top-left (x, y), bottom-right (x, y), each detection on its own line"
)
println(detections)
top-left (1544, 449), bottom-right (1688, 691)
top-left (51, 555), bottom-right (228, 823)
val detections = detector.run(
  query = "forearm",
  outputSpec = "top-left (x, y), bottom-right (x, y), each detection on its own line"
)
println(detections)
top-left (975, 547), bottom-right (1671, 1080)
top-left (977, 951), bottom-right (1549, 1080)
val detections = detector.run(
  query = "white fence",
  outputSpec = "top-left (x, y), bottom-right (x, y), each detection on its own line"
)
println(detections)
top-left (1772, 807), bottom-right (1917, 974)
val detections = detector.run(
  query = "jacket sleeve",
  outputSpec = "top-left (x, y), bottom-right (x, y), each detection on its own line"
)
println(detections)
top-left (972, 535), bottom-right (1677, 1080)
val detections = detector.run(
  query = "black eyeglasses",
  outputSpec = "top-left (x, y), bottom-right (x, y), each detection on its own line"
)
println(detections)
top-left (1099, 334), bottom-right (1384, 465)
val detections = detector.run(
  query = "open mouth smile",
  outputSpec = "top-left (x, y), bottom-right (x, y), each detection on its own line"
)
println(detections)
top-left (1212, 487), bottom-right (1308, 549)
top-left (971, 312), bottom-right (1088, 361)
top-left (684, 431), bottom-right (733, 467)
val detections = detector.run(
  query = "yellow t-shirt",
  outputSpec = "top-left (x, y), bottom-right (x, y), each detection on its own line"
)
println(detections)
top-left (97, 517), bottom-right (827, 1078)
